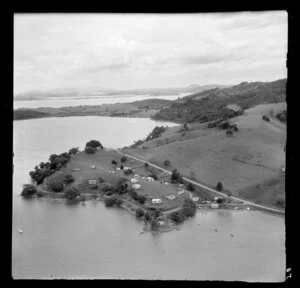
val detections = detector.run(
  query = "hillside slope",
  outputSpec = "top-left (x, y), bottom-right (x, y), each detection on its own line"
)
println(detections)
top-left (124, 102), bottom-right (286, 209)
top-left (153, 79), bottom-right (286, 123)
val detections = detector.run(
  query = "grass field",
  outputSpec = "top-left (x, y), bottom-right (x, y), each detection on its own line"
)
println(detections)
top-left (42, 148), bottom-right (190, 211)
top-left (124, 103), bottom-right (286, 208)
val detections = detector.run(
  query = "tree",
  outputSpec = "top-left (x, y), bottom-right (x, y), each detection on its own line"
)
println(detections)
top-left (170, 211), bottom-right (185, 223)
top-left (116, 178), bottom-right (128, 194)
top-left (120, 165), bottom-right (124, 170)
top-left (170, 169), bottom-right (183, 184)
top-left (85, 146), bottom-right (96, 154)
top-left (144, 162), bottom-right (149, 168)
top-left (111, 160), bottom-right (118, 165)
top-left (64, 174), bottom-right (75, 184)
top-left (51, 181), bottom-right (64, 192)
top-left (137, 194), bottom-right (147, 204)
top-left (69, 147), bottom-right (79, 155)
top-left (86, 140), bottom-right (103, 149)
top-left (21, 184), bottom-right (37, 197)
top-left (136, 208), bottom-right (145, 218)
top-left (98, 176), bottom-right (104, 183)
top-left (187, 183), bottom-right (195, 191)
top-left (164, 160), bottom-right (171, 167)
top-left (65, 187), bottom-right (80, 200)
top-left (49, 154), bottom-right (58, 163)
top-left (262, 115), bottom-right (270, 122)
top-left (39, 162), bottom-right (46, 169)
top-left (216, 181), bottom-right (223, 191)
top-left (104, 196), bottom-right (117, 207)
top-left (144, 212), bottom-right (152, 222)
top-left (120, 156), bottom-right (127, 163)
top-left (115, 198), bottom-right (123, 207)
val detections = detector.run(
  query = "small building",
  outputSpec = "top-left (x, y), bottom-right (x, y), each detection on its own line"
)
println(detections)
top-left (152, 199), bottom-right (162, 204)
top-left (88, 180), bottom-right (97, 185)
top-left (131, 178), bottom-right (139, 184)
top-left (90, 165), bottom-right (96, 169)
top-left (211, 204), bottom-right (219, 209)
top-left (116, 168), bottom-right (121, 171)
top-left (214, 197), bottom-right (220, 202)
top-left (192, 197), bottom-right (199, 202)
top-left (123, 167), bottom-right (131, 171)
top-left (132, 184), bottom-right (141, 190)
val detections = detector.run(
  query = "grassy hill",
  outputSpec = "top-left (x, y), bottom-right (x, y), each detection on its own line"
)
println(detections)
top-left (153, 79), bottom-right (286, 123)
top-left (124, 102), bottom-right (286, 210)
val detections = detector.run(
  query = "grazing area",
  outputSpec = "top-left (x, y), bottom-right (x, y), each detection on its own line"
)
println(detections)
top-left (124, 102), bottom-right (286, 209)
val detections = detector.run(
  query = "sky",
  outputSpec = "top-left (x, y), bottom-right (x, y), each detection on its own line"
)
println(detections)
top-left (14, 12), bottom-right (287, 94)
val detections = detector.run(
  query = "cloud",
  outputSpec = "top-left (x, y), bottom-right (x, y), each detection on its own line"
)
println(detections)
top-left (14, 12), bottom-right (287, 93)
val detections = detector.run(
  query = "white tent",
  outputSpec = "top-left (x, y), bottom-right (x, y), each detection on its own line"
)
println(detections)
top-left (131, 178), bottom-right (139, 184)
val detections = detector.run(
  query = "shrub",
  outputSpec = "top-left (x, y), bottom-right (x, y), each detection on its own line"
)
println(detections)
top-left (144, 162), bottom-right (149, 168)
top-left (231, 124), bottom-right (238, 132)
top-left (276, 110), bottom-right (286, 122)
top-left (90, 184), bottom-right (99, 190)
top-left (216, 181), bottom-right (223, 191)
top-left (51, 181), bottom-right (64, 192)
top-left (64, 174), bottom-right (75, 184)
top-left (120, 156), bottom-right (127, 163)
top-left (65, 187), bottom-right (80, 200)
top-left (85, 146), bottom-right (97, 154)
top-left (262, 115), bottom-right (270, 122)
top-left (21, 184), bottom-right (37, 197)
top-left (226, 129), bottom-right (233, 136)
top-left (164, 160), bottom-right (171, 167)
top-left (182, 198), bottom-right (197, 217)
top-left (124, 168), bottom-right (133, 175)
top-left (69, 147), bottom-right (79, 155)
top-left (102, 183), bottom-right (116, 193)
top-left (111, 160), bottom-right (118, 165)
top-left (148, 173), bottom-right (158, 180)
top-left (120, 165), bottom-right (124, 170)
top-left (136, 208), bottom-right (145, 218)
top-left (187, 183), bottom-right (195, 191)
top-left (98, 176), bottom-right (104, 183)
top-left (86, 140), bottom-right (103, 149)
top-left (105, 196), bottom-right (117, 207)
top-left (219, 121), bottom-right (230, 130)
top-left (170, 211), bottom-right (185, 223)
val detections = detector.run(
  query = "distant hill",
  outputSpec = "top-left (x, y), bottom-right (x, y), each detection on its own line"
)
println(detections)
top-left (14, 84), bottom-right (230, 100)
top-left (152, 79), bottom-right (286, 123)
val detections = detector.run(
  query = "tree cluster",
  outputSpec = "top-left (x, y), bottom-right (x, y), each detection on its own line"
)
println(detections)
top-left (145, 126), bottom-right (167, 141)
top-left (170, 169), bottom-right (183, 184)
top-left (29, 151), bottom-right (72, 184)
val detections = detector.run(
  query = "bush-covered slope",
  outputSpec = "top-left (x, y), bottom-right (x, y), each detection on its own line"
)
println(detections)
top-left (152, 79), bottom-right (286, 123)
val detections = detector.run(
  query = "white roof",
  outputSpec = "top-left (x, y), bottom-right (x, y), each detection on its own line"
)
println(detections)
top-left (130, 178), bottom-right (139, 183)
top-left (132, 184), bottom-right (141, 189)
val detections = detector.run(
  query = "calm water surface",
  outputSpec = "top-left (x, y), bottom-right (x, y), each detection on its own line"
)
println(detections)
top-left (12, 116), bottom-right (285, 281)
top-left (13, 93), bottom-right (188, 109)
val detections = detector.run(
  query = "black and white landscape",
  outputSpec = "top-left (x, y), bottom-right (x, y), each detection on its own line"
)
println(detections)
top-left (13, 12), bottom-right (287, 281)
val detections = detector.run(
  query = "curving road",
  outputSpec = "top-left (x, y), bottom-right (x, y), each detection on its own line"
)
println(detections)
top-left (116, 149), bottom-right (285, 215)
